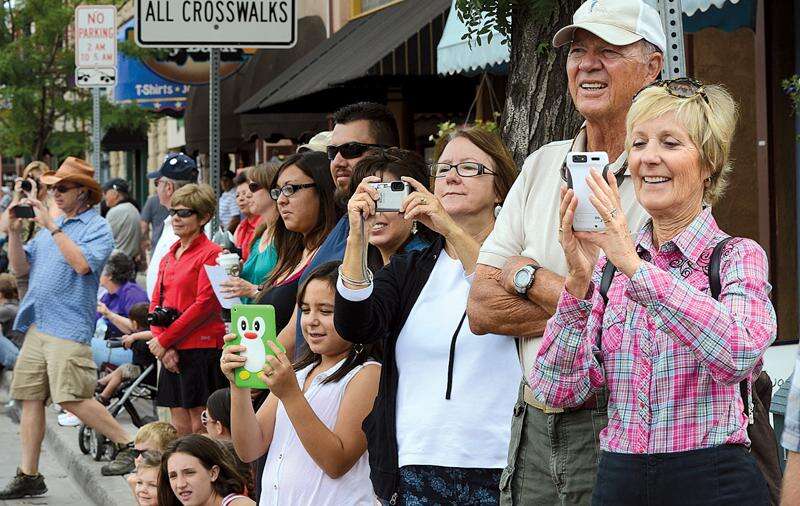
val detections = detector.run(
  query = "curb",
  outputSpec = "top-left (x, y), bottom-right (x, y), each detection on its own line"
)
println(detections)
top-left (1, 370), bottom-right (136, 506)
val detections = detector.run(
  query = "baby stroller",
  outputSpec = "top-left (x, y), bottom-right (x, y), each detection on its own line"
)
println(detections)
top-left (78, 339), bottom-right (158, 461)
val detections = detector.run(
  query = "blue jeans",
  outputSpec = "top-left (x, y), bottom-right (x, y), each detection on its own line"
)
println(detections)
top-left (90, 337), bottom-right (132, 367)
top-left (0, 333), bottom-right (19, 369)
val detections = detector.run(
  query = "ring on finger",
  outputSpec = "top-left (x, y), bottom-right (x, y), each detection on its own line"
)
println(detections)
top-left (419, 197), bottom-right (428, 205)
top-left (609, 208), bottom-right (618, 219)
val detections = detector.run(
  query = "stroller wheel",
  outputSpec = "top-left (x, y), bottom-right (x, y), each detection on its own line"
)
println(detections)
top-left (93, 431), bottom-right (108, 461)
top-left (78, 424), bottom-right (91, 455)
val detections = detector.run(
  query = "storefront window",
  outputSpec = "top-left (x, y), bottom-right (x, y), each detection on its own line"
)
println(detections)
top-left (352, 0), bottom-right (396, 17)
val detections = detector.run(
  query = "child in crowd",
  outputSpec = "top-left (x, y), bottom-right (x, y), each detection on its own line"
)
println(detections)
top-left (134, 451), bottom-right (162, 506)
top-left (97, 302), bottom-right (155, 405)
top-left (126, 422), bottom-right (179, 491)
top-left (157, 434), bottom-right (254, 506)
top-left (222, 262), bottom-right (381, 505)
top-left (204, 388), bottom-right (256, 499)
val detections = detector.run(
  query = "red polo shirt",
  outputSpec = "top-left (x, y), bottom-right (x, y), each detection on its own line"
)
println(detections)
top-left (235, 215), bottom-right (262, 261)
top-left (150, 234), bottom-right (225, 350)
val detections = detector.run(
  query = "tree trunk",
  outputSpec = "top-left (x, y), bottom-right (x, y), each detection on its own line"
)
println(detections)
top-left (501, 1), bottom-right (585, 167)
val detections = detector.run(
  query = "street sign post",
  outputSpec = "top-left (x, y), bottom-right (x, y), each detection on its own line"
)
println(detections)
top-left (75, 4), bottom-right (117, 174)
top-left (134, 0), bottom-right (296, 231)
top-left (135, 0), bottom-right (297, 48)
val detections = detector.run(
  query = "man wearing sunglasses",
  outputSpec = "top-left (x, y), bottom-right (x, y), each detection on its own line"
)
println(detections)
top-left (467, 1), bottom-right (665, 504)
top-left (144, 152), bottom-right (199, 300)
top-left (0, 157), bottom-right (140, 499)
top-left (273, 102), bottom-right (399, 359)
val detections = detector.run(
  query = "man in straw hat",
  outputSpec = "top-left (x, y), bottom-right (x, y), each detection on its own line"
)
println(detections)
top-left (0, 157), bottom-right (137, 499)
top-left (468, 1), bottom-right (665, 504)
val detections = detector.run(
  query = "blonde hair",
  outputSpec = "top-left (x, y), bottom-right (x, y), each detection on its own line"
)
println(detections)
top-left (170, 183), bottom-right (217, 223)
top-left (625, 83), bottom-right (738, 205)
top-left (22, 161), bottom-right (49, 179)
top-left (134, 422), bottom-right (178, 451)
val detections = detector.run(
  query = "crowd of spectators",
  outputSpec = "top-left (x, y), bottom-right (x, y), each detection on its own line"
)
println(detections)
top-left (0, 1), bottom-right (797, 505)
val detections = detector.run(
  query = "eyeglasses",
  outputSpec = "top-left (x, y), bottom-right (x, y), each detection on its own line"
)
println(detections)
top-left (633, 77), bottom-right (710, 105)
top-left (269, 183), bottom-right (316, 201)
top-left (430, 162), bottom-right (496, 179)
top-left (326, 142), bottom-right (387, 161)
top-left (51, 184), bottom-right (80, 194)
top-left (247, 182), bottom-right (263, 193)
top-left (200, 410), bottom-right (209, 427)
top-left (168, 208), bottom-right (198, 218)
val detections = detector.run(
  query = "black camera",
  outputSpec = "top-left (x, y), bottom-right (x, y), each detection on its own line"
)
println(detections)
top-left (20, 180), bottom-right (32, 193)
top-left (572, 154), bottom-right (588, 163)
top-left (146, 306), bottom-right (181, 327)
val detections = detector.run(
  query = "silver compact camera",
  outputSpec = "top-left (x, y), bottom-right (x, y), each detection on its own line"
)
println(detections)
top-left (370, 181), bottom-right (411, 212)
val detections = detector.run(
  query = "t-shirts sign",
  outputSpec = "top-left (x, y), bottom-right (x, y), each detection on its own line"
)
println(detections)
top-left (135, 0), bottom-right (296, 48)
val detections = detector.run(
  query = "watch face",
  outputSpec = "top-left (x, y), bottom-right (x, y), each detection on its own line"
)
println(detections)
top-left (514, 269), bottom-right (531, 288)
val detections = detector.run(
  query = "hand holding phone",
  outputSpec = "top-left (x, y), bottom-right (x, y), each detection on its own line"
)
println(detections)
top-left (11, 204), bottom-right (35, 219)
top-left (565, 151), bottom-right (610, 232)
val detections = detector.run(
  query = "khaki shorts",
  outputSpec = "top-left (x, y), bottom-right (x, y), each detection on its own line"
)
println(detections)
top-left (10, 325), bottom-right (97, 405)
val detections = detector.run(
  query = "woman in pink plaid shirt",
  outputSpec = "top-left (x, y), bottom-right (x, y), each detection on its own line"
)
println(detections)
top-left (530, 80), bottom-right (776, 506)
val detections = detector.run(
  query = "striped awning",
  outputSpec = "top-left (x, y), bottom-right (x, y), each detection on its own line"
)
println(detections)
top-left (681, 0), bottom-right (741, 16)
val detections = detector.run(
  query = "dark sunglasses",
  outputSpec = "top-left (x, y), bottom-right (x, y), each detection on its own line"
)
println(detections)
top-left (430, 162), bottom-right (495, 179)
top-left (633, 77), bottom-right (710, 105)
top-left (168, 208), bottom-right (198, 218)
top-left (132, 448), bottom-right (148, 459)
top-left (270, 183), bottom-right (316, 201)
top-left (51, 184), bottom-right (80, 194)
top-left (326, 142), bottom-right (387, 161)
top-left (247, 181), bottom-right (263, 193)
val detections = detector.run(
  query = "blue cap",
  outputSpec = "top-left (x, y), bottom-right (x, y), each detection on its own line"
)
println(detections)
top-left (147, 153), bottom-right (198, 181)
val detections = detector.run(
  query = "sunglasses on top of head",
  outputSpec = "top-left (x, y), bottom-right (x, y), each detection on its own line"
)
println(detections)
top-left (168, 208), bottom-right (198, 218)
top-left (247, 181), bottom-right (264, 193)
top-left (326, 142), bottom-right (388, 161)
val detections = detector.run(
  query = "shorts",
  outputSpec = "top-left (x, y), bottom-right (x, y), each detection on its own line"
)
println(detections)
top-left (157, 348), bottom-right (226, 409)
top-left (10, 325), bottom-right (97, 405)
top-left (118, 363), bottom-right (142, 381)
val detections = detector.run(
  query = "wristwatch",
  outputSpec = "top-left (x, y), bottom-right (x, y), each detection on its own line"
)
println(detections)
top-left (513, 264), bottom-right (539, 296)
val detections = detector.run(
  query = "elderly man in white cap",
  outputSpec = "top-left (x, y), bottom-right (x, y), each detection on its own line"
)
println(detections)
top-left (467, 1), bottom-right (664, 504)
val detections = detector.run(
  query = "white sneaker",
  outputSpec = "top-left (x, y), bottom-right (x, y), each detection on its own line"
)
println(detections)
top-left (57, 411), bottom-right (81, 427)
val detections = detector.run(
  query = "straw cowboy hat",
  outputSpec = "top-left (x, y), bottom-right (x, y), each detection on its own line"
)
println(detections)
top-left (40, 157), bottom-right (102, 206)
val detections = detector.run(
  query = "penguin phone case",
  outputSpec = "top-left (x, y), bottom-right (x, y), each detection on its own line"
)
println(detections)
top-left (228, 304), bottom-right (284, 389)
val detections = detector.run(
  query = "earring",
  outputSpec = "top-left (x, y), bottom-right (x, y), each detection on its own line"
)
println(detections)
top-left (494, 205), bottom-right (502, 218)
top-left (411, 221), bottom-right (418, 235)
top-left (353, 343), bottom-right (365, 356)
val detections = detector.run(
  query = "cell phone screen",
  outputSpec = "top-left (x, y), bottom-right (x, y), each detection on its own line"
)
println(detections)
top-left (11, 205), bottom-right (35, 219)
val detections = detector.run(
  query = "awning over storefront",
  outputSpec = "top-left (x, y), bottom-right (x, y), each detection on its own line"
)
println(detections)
top-left (236, 0), bottom-right (452, 114)
top-left (437, 0), bottom-right (508, 75)
top-left (437, 0), bottom-right (753, 76)
top-left (184, 16), bottom-right (329, 154)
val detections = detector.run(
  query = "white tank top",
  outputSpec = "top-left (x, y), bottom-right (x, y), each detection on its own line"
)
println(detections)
top-left (259, 359), bottom-right (379, 506)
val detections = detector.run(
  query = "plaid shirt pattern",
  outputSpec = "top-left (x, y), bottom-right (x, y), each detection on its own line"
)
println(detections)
top-left (530, 209), bottom-right (776, 454)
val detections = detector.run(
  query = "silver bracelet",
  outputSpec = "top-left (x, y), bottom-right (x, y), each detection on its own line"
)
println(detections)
top-left (338, 265), bottom-right (373, 288)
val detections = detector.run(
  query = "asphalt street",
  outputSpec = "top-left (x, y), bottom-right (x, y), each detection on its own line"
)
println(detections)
top-left (0, 399), bottom-right (91, 506)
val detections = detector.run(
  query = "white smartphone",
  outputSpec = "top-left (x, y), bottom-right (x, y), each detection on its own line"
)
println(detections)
top-left (565, 151), bottom-right (610, 232)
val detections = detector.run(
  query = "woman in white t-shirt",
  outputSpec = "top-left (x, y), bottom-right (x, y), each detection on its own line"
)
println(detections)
top-left (334, 127), bottom-right (522, 505)
top-left (221, 261), bottom-right (381, 506)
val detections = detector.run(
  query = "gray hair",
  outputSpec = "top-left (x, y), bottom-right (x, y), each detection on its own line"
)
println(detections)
top-left (163, 177), bottom-right (193, 191)
top-left (102, 252), bottom-right (137, 285)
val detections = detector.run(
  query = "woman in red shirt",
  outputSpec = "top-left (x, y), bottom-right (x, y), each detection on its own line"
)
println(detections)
top-left (149, 183), bottom-right (227, 435)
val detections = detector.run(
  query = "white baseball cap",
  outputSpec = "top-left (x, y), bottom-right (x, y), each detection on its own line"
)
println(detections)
top-left (297, 131), bottom-right (332, 153)
top-left (553, 0), bottom-right (666, 53)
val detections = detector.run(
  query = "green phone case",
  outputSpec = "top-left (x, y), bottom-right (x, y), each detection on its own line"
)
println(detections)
top-left (226, 304), bottom-right (284, 389)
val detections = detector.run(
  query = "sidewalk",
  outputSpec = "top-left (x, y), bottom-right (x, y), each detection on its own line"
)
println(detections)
top-left (1, 372), bottom-right (137, 506)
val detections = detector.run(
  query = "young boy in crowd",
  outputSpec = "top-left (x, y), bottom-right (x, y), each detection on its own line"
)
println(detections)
top-left (96, 302), bottom-right (154, 405)
top-left (125, 422), bottom-right (179, 492)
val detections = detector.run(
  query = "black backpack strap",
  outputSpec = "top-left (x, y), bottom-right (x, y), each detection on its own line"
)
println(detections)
top-left (708, 236), bottom-right (752, 423)
top-left (599, 260), bottom-right (617, 305)
top-left (709, 236), bottom-right (735, 300)
top-left (596, 260), bottom-right (617, 354)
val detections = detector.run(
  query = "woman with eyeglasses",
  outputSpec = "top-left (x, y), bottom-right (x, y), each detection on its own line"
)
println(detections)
top-left (220, 164), bottom-right (280, 303)
top-left (334, 127), bottom-right (522, 504)
top-left (148, 183), bottom-right (228, 436)
top-left (346, 148), bottom-right (437, 271)
top-left (249, 151), bottom-right (338, 332)
top-left (530, 81), bottom-right (775, 505)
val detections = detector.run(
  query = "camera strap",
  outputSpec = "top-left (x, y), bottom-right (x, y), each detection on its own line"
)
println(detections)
top-left (157, 255), bottom-right (169, 307)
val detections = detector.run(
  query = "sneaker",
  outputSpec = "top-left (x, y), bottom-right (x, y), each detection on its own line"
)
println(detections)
top-left (0, 468), bottom-right (47, 499)
top-left (57, 411), bottom-right (81, 427)
top-left (101, 443), bottom-right (136, 476)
